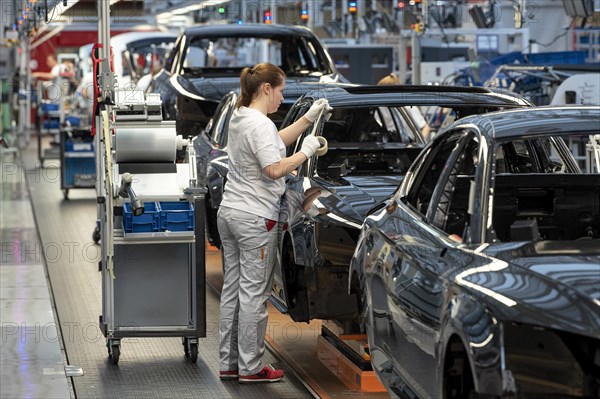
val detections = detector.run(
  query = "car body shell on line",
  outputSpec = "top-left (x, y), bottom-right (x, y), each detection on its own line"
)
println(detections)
top-left (349, 106), bottom-right (600, 398)
top-left (196, 84), bottom-right (532, 327)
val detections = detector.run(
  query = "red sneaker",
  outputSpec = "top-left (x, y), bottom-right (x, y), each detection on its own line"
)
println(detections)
top-left (219, 370), bottom-right (239, 380)
top-left (238, 365), bottom-right (284, 383)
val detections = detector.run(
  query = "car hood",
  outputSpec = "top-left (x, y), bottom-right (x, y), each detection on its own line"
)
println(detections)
top-left (316, 175), bottom-right (404, 225)
top-left (458, 240), bottom-right (600, 338)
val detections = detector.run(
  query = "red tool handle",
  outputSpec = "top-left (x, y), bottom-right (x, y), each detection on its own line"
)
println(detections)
top-left (91, 43), bottom-right (114, 136)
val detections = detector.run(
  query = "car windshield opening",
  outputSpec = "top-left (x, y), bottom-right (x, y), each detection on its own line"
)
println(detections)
top-left (314, 106), bottom-right (424, 178)
top-left (182, 36), bottom-right (329, 76)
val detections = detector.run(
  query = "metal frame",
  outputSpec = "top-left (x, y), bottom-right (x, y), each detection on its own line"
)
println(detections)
top-left (94, 0), bottom-right (206, 365)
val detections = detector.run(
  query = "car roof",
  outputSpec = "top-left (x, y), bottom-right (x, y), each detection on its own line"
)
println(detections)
top-left (458, 106), bottom-right (600, 140)
top-left (303, 85), bottom-right (531, 107)
top-left (227, 82), bottom-right (356, 104)
top-left (183, 23), bottom-right (317, 39)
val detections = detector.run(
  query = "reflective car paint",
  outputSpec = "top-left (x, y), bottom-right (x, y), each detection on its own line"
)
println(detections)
top-left (350, 106), bottom-right (600, 398)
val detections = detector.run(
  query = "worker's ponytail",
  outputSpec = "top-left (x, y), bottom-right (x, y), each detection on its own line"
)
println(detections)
top-left (236, 63), bottom-right (285, 108)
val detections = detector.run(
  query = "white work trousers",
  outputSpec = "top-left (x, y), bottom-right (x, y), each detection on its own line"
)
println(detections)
top-left (217, 206), bottom-right (279, 375)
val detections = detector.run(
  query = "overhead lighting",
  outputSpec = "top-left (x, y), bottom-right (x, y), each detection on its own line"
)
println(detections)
top-left (168, 0), bottom-right (233, 16)
top-left (46, 0), bottom-right (120, 22)
top-left (47, 0), bottom-right (79, 22)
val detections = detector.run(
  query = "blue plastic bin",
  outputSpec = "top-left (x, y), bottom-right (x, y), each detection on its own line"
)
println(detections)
top-left (65, 116), bottom-right (81, 127)
top-left (123, 202), bottom-right (160, 233)
top-left (44, 119), bottom-right (60, 129)
top-left (65, 140), bottom-right (94, 152)
top-left (41, 103), bottom-right (59, 113)
top-left (158, 201), bottom-right (194, 232)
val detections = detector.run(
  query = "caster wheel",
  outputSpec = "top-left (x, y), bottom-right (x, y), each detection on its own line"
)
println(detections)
top-left (189, 343), bottom-right (198, 364)
top-left (183, 338), bottom-right (189, 358)
top-left (107, 339), bottom-right (121, 365)
top-left (93, 227), bottom-right (101, 244)
top-left (110, 344), bottom-right (120, 365)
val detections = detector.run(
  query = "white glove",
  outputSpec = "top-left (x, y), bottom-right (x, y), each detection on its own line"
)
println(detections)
top-left (304, 98), bottom-right (332, 123)
top-left (319, 188), bottom-right (333, 198)
top-left (299, 135), bottom-right (321, 158)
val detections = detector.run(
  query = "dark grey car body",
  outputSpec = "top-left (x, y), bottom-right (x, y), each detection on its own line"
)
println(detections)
top-left (202, 84), bottom-right (532, 325)
top-left (193, 82), bottom-right (344, 247)
top-left (349, 106), bottom-right (600, 398)
top-left (150, 24), bottom-right (344, 136)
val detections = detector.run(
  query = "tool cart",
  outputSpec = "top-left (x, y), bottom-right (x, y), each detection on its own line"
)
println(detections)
top-left (95, 86), bottom-right (206, 365)
top-left (59, 127), bottom-right (96, 199)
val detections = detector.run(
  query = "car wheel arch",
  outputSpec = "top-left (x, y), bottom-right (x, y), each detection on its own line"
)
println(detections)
top-left (203, 190), bottom-right (221, 249)
top-left (441, 332), bottom-right (477, 399)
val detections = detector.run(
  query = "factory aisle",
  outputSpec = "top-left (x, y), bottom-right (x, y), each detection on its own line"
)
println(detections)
top-left (1, 155), bottom-right (72, 398)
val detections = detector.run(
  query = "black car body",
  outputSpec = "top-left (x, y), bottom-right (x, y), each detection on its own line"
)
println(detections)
top-left (150, 24), bottom-right (344, 136)
top-left (349, 106), bottom-right (600, 398)
top-left (204, 84), bottom-right (531, 325)
top-left (193, 82), bottom-right (344, 248)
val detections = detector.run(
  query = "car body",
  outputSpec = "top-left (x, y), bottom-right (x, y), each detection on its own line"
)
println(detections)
top-left (150, 23), bottom-right (345, 137)
top-left (78, 31), bottom-right (177, 87)
top-left (76, 32), bottom-right (177, 107)
top-left (193, 82), bottom-right (345, 248)
top-left (349, 106), bottom-right (600, 398)
top-left (203, 84), bottom-right (531, 324)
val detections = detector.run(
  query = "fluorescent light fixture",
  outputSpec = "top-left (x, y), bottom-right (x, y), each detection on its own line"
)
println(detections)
top-left (47, 0), bottom-right (79, 21)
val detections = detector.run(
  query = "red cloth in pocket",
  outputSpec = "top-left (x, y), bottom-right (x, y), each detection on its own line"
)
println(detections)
top-left (265, 219), bottom-right (288, 232)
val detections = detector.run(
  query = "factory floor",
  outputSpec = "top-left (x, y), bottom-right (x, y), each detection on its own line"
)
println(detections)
top-left (1, 137), bottom-right (390, 398)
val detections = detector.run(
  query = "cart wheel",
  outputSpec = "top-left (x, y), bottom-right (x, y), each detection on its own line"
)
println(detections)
top-left (93, 227), bottom-right (101, 244)
top-left (110, 344), bottom-right (120, 365)
top-left (183, 338), bottom-right (190, 358)
top-left (189, 343), bottom-right (198, 364)
top-left (107, 339), bottom-right (121, 365)
top-left (63, 189), bottom-right (69, 200)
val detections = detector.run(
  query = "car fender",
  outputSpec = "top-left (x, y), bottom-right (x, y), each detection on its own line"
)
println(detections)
top-left (207, 157), bottom-right (228, 210)
top-left (287, 217), bottom-right (317, 268)
top-left (348, 225), bottom-right (369, 297)
top-left (438, 290), bottom-right (505, 398)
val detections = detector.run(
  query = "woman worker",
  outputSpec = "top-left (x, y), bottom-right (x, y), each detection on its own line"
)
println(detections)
top-left (217, 62), bottom-right (330, 383)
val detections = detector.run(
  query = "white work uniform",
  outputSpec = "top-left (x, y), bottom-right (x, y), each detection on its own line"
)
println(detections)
top-left (218, 106), bottom-right (286, 376)
top-left (43, 64), bottom-right (62, 102)
top-left (405, 106), bottom-right (427, 131)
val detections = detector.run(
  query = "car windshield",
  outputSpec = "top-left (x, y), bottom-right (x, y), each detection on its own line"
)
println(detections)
top-left (125, 41), bottom-right (175, 78)
top-left (182, 36), bottom-right (331, 76)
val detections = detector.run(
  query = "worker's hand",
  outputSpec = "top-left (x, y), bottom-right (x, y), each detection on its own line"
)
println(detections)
top-left (299, 135), bottom-right (321, 159)
top-left (304, 99), bottom-right (332, 123)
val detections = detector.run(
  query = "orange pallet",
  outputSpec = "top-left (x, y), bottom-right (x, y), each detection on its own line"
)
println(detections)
top-left (317, 335), bottom-right (386, 393)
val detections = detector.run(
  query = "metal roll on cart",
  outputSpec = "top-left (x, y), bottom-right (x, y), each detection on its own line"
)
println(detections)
top-left (96, 88), bottom-right (206, 365)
